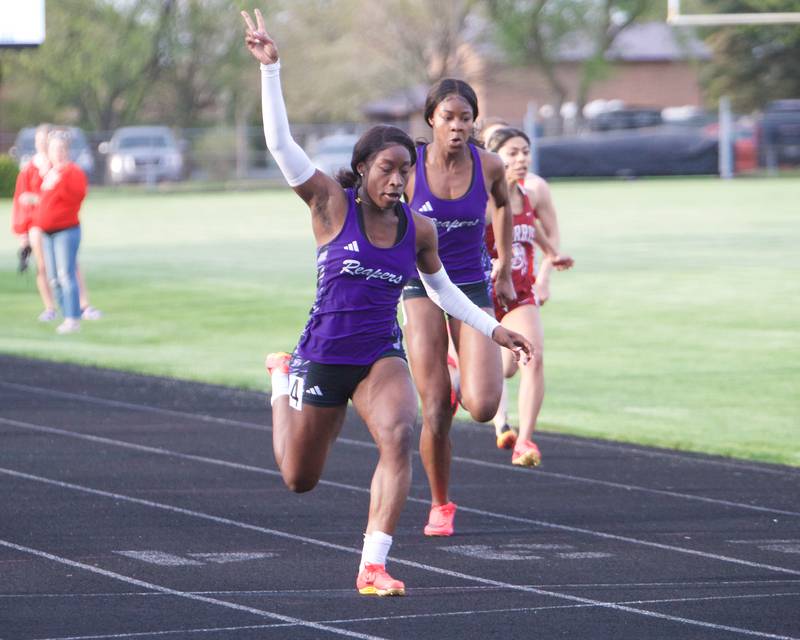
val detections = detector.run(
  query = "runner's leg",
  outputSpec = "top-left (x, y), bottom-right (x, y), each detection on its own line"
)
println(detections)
top-left (501, 303), bottom-right (544, 444)
top-left (270, 395), bottom-right (347, 493)
top-left (449, 311), bottom-right (503, 422)
top-left (403, 297), bottom-right (452, 506)
top-left (29, 227), bottom-right (56, 312)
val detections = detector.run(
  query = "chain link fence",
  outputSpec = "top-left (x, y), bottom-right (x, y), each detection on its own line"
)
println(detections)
top-left (1, 105), bottom-right (798, 186)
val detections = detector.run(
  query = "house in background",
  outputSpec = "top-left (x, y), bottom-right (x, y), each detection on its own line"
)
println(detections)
top-left (363, 22), bottom-right (711, 136)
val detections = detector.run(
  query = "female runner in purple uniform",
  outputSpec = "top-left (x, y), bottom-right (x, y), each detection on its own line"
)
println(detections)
top-left (242, 9), bottom-right (531, 597)
top-left (402, 79), bottom-right (515, 537)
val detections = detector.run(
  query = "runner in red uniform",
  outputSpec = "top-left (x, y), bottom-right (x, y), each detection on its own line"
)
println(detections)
top-left (484, 127), bottom-right (573, 466)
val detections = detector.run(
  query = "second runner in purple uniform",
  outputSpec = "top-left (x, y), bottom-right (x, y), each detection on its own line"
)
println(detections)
top-left (402, 79), bottom-right (516, 538)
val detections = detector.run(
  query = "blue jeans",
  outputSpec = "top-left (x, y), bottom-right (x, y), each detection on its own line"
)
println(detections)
top-left (42, 225), bottom-right (81, 320)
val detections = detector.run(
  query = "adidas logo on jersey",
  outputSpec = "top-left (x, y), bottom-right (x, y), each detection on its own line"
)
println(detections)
top-left (419, 201), bottom-right (434, 213)
top-left (305, 385), bottom-right (323, 397)
top-left (344, 240), bottom-right (360, 252)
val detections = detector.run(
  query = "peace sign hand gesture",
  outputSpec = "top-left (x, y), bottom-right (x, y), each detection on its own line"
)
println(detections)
top-left (241, 8), bottom-right (279, 65)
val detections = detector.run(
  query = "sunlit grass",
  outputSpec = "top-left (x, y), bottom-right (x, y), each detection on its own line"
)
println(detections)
top-left (1, 177), bottom-right (798, 465)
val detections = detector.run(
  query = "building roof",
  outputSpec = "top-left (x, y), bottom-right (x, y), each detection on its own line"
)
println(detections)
top-left (557, 21), bottom-right (711, 62)
top-left (362, 85), bottom-right (428, 119)
top-left (362, 22), bottom-right (711, 118)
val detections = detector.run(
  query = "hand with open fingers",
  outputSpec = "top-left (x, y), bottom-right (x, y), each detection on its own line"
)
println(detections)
top-left (491, 326), bottom-right (533, 365)
top-left (241, 8), bottom-right (279, 65)
top-left (551, 254), bottom-right (574, 271)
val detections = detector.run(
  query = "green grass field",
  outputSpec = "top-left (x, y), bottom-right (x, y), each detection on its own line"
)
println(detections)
top-left (2, 178), bottom-right (799, 465)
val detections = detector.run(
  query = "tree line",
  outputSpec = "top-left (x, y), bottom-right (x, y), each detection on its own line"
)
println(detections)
top-left (1, 0), bottom-right (797, 134)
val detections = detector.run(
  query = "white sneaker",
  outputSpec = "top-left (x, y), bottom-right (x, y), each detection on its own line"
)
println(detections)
top-left (81, 306), bottom-right (103, 320)
top-left (56, 319), bottom-right (81, 335)
top-left (38, 308), bottom-right (58, 322)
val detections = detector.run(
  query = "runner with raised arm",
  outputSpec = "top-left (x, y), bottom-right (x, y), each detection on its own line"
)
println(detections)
top-left (241, 8), bottom-right (532, 596)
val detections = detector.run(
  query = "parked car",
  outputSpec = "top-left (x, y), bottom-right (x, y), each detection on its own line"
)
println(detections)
top-left (100, 126), bottom-right (185, 185)
top-left (759, 99), bottom-right (800, 166)
top-left (588, 107), bottom-right (663, 132)
top-left (10, 126), bottom-right (96, 180)
top-left (309, 133), bottom-right (359, 178)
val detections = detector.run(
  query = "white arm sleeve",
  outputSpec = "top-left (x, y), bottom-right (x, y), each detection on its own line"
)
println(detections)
top-left (260, 61), bottom-right (316, 187)
top-left (418, 266), bottom-right (500, 339)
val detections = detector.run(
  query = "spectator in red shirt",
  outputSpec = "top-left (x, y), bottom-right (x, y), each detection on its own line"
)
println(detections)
top-left (11, 124), bottom-right (102, 323)
top-left (12, 124), bottom-right (58, 320)
top-left (35, 132), bottom-right (88, 334)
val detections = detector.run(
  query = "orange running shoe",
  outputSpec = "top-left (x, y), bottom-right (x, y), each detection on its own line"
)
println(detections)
top-left (495, 424), bottom-right (518, 450)
top-left (265, 352), bottom-right (291, 375)
top-left (424, 501), bottom-right (457, 536)
top-left (512, 439), bottom-right (542, 467)
top-left (356, 564), bottom-right (405, 596)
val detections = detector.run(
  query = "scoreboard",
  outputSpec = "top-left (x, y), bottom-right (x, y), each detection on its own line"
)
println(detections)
top-left (0, 0), bottom-right (45, 48)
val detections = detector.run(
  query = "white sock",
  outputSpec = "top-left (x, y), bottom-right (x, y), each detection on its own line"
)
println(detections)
top-left (359, 531), bottom-right (393, 571)
top-left (270, 370), bottom-right (289, 406)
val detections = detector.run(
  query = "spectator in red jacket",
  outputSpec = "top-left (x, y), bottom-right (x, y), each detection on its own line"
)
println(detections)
top-left (35, 132), bottom-right (88, 334)
top-left (11, 124), bottom-right (102, 323)
top-left (12, 124), bottom-right (58, 319)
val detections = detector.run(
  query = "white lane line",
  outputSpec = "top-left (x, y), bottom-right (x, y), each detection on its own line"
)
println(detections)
top-left (1, 467), bottom-right (798, 640)
top-left (321, 591), bottom-right (800, 627)
top-left (0, 417), bottom-right (359, 493)
top-left (4, 578), bottom-right (800, 600)
top-left (0, 381), bottom-right (261, 430)
top-left (4, 379), bottom-right (799, 479)
top-left (730, 540), bottom-right (800, 544)
top-left (449, 453), bottom-right (800, 518)
top-left (530, 431), bottom-right (800, 478)
top-left (322, 592), bottom-right (800, 625)
top-left (1, 384), bottom-right (798, 518)
top-left (3, 371), bottom-right (793, 479)
top-left (28, 591), bottom-right (800, 640)
top-left (3, 417), bottom-right (800, 577)
top-left (32, 625), bottom-right (286, 640)
top-left (0, 540), bottom-right (385, 640)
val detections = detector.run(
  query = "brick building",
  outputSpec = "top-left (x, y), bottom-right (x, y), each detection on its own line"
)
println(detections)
top-left (363, 21), bottom-right (711, 137)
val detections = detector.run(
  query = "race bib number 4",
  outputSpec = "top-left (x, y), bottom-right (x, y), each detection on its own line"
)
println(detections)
top-left (288, 374), bottom-right (304, 411)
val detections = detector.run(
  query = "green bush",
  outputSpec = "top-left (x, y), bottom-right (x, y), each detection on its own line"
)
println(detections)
top-left (0, 154), bottom-right (19, 198)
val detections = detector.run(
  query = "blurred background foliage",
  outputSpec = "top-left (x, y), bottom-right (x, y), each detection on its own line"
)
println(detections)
top-left (0, 0), bottom-right (798, 131)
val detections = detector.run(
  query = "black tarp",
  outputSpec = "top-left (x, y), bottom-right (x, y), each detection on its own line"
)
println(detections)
top-left (537, 129), bottom-right (718, 178)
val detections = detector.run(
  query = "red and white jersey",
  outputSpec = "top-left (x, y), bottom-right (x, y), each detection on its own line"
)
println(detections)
top-left (485, 183), bottom-right (538, 296)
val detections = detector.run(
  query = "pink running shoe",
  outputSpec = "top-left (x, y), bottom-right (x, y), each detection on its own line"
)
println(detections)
top-left (424, 501), bottom-right (457, 536)
top-left (512, 439), bottom-right (542, 467)
top-left (356, 563), bottom-right (405, 596)
top-left (265, 352), bottom-right (291, 375)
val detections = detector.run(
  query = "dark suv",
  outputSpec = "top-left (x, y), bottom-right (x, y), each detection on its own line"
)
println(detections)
top-left (760, 100), bottom-right (800, 166)
top-left (100, 126), bottom-right (185, 185)
top-left (589, 107), bottom-right (663, 132)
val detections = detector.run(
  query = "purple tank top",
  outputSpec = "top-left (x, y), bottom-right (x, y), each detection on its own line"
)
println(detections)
top-left (295, 189), bottom-right (417, 365)
top-left (410, 142), bottom-right (489, 285)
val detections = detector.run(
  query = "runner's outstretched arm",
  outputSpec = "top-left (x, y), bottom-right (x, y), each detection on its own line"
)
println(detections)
top-left (413, 213), bottom-right (532, 363)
